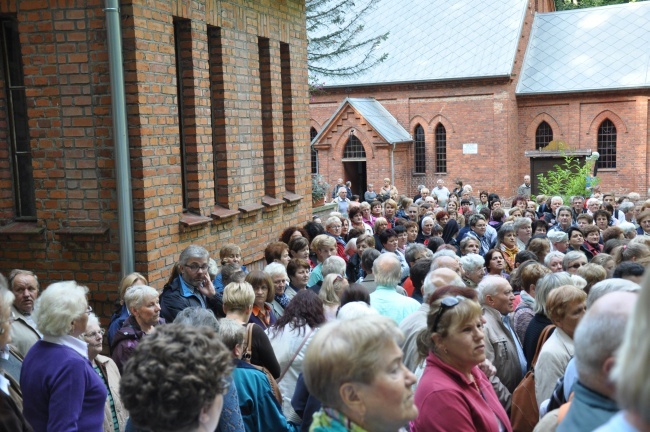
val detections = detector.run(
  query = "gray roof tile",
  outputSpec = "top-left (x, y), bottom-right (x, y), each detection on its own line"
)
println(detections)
top-left (312, 0), bottom-right (529, 88)
top-left (517, 2), bottom-right (650, 95)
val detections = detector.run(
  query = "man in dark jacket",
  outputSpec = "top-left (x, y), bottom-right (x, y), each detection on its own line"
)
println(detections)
top-left (160, 244), bottom-right (223, 322)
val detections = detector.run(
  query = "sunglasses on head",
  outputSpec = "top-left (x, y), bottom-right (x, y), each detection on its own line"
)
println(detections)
top-left (432, 296), bottom-right (467, 333)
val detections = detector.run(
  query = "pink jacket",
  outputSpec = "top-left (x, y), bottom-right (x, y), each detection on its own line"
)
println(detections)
top-left (411, 353), bottom-right (512, 432)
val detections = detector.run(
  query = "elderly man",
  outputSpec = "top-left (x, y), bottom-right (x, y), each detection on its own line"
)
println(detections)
top-left (431, 179), bottom-right (450, 207)
top-left (549, 206), bottom-right (575, 233)
top-left (399, 268), bottom-right (464, 371)
top-left (618, 201), bottom-right (635, 223)
top-left (414, 187), bottom-right (430, 205)
top-left (547, 230), bottom-right (569, 253)
top-left (430, 250), bottom-right (463, 277)
top-left (479, 275), bottom-right (527, 410)
top-left (331, 177), bottom-right (345, 199)
top-left (8, 269), bottom-right (42, 357)
top-left (571, 196), bottom-right (586, 222)
top-left (160, 244), bottom-right (220, 322)
top-left (517, 175), bottom-right (532, 198)
top-left (368, 254), bottom-right (420, 324)
top-left (333, 187), bottom-right (351, 215)
top-left (543, 196), bottom-right (564, 225)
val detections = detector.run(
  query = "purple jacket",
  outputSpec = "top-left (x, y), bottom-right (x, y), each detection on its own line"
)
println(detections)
top-left (111, 315), bottom-right (165, 373)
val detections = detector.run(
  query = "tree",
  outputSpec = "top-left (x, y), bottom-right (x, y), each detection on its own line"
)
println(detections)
top-left (306, 0), bottom-right (389, 79)
top-left (555, 0), bottom-right (645, 11)
top-left (536, 153), bottom-right (600, 204)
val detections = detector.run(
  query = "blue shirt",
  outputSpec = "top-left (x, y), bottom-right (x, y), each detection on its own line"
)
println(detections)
top-left (370, 285), bottom-right (420, 324)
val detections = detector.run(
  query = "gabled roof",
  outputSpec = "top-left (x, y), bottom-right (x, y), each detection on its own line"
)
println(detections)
top-left (517, 2), bottom-right (650, 95)
top-left (311, 0), bottom-right (529, 88)
top-left (312, 98), bottom-right (412, 145)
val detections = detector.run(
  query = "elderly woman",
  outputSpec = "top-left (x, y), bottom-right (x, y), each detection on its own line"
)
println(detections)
top-left (111, 285), bottom-right (164, 372)
top-left (267, 290), bottom-right (326, 426)
top-left (245, 270), bottom-right (277, 330)
top-left (535, 285), bottom-right (586, 405)
top-left (21, 281), bottom-right (106, 431)
top-left (563, 250), bottom-right (588, 274)
top-left (459, 236), bottom-right (481, 256)
top-left (223, 281), bottom-right (280, 378)
top-left (522, 272), bottom-right (573, 367)
top-left (459, 253), bottom-right (485, 288)
top-left (324, 216), bottom-right (348, 262)
top-left (121, 324), bottom-right (232, 432)
top-left (416, 216), bottom-right (435, 246)
top-left (379, 178), bottom-right (399, 202)
top-left (81, 313), bottom-right (127, 432)
top-left (303, 315), bottom-right (417, 432)
top-left (0, 275), bottom-right (31, 431)
top-left (411, 294), bottom-right (510, 431)
top-left (513, 262), bottom-right (550, 344)
top-left (108, 272), bottom-right (148, 346)
top-left (514, 217), bottom-right (533, 250)
top-left (360, 201), bottom-right (376, 227)
top-left (264, 262), bottom-right (294, 318)
top-left (319, 273), bottom-right (349, 321)
top-left (544, 250), bottom-right (565, 272)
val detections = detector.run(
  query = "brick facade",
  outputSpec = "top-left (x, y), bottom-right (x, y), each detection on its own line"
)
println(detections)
top-left (310, 0), bottom-right (650, 201)
top-left (0, 0), bottom-right (311, 320)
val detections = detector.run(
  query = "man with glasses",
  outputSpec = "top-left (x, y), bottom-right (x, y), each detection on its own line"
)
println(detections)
top-left (8, 269), bottom-right (42, 357)
top-left (479, 275), bottom-right (527, 411)
top-left (467, 214), bottom-right (496, 256)
top-left (160, 245), bottom-right (221, 322)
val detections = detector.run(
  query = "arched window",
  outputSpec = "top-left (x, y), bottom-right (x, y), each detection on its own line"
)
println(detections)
top-left (343, 135), bottom-right (366, 159)
top-left (310, 127), bottom-right (318, 174)
top-left (597, 119), bottom-right (616, 169)
top-left (435, 123), bottom-right (446, 173)
top-left (414, 124), bottom-right (425, 174)
top-left (535, 121), bottom-right (553, 149)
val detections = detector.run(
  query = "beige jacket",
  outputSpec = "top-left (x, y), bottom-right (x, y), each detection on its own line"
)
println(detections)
top-left (535, 327), bottom-right (574, 406)
top-left (95, 354), bottom-right (128, 432)
top-left (9, 305), bottom-right (41, 358)
top-left (483, 306), bottom-right (525, 411)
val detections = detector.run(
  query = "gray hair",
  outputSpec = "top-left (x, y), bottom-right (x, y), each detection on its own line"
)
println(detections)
top-left (373, 254), bottom-right (402, 287)
top-left (174, 307), bottom-right (219, 332)
top-left (512, 217), bottom-right (532, 231)
top-left (421, 216), bottom-right (434, 227)
top-left (571, 275), bottom-right (587, 290)
top-left (556, 205), bottom-right (573, 217)
top-left (178, 245), bottom-right (209, 267)
top-left (336, 302), bottom-right (379, 321)
top-left (124, 285), bottom-right (160, 312)
top-left (586, 279), bottom-right (640, 309)
top-left (619, 222), bottom-right (637, 235)
top-left (325, 216), bottom-right (341, 228)
top-left (78, 312), bottom-right (101, 342)
top-left (0, 274), bottom-right (15, 328)
top-left (263, 262), bottom-right (288, 280)
top-left (468, 213), bottom-right (486, 227)
top-left (618, 202), bottom-right (635, 214)
top-left (572, 195), bottom-right (585, 203)
top-left (551, 196), bottom-right (564, 205)
top-left (544, 250), bottom-right (565, 267)
top-left (534, 272), bottom-right (573, 315)
top-left (546, 230), bottom-right (568, 244)
top-left (344, 238), bottom-right (357, 256)
top-left (421, 269), bottom-right (465, 302)
top-left (217, 318), bottom-right (245, 351)
top-left (460, 253), bottom-right (485, 274)
top-left (34, 281), bottom-right (89, 337)
top-left (361, 248), bottom-right (380, 273)
top-left (477, 275), bottom-right (508, 305)
top-left (405, 243), bottom-right (431, 265)
top-left (586, 197), bottom-right (601, 206)
top-left (563, 250), bottom-right (587, 270)
top-left (322, 256), bottom-right (346, 278)
top-left (8, 269), bottom-right (40, 291)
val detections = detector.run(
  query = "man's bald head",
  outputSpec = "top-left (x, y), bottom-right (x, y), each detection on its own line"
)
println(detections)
top-left (421, 268), bottom-right (465, 302)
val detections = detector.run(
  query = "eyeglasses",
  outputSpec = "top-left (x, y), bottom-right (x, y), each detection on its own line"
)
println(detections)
top-left (432, 296), bottom-right (466, 333)
top-left (329, 225), bottom-right (342, 229)
top-left (185, 264), bottom-right (209, 272)
top-left (82, 329), bottom-right (105, 339)
top-left (85, 305), bottom-right (93, 314)
top-left (569, 262), bottom-right (586, 269)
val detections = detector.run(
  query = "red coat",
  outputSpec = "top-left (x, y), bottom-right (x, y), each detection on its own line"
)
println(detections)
top-left (411, 353), bottom-right (512, 432)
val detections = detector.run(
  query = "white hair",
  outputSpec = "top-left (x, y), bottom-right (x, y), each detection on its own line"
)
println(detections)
top-left (34, 281), bottom-right (89, 337)
top-left (124, 285), bottom-right (160, 312)
top-left (546, 230), bottom-right (568, 244)
top-left (533, 272), bottom-right (573, 315)
top-left (421, 270), bottom-right (465, 302)
top-left (336, 302), bottom-right (379, 321)
top-left (322, 256), bottom-right (346, 278)
top-left (586, 279), bottom-right (640, 309)
top-left (263, 262), bottom-right (288, 279)
top-left (544, 251), bottom-right (565, 267)
top-left (570, 275), bottom-right (587, 290)
top-left (460, 253), bottom-right (485, 274)
top-left (477, 275), bottom-right (507, 305)
top-left (619, 222), bottom-right (637, 235)
top-left (344, 238), bottom-right (357, 256)
top-left (373, 254), bottom-right (402, 287)
top-left (587, 197), bottom-right (601, 206)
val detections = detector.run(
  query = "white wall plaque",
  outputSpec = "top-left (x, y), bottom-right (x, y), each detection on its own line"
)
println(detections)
top-left (463, 143), bottom-right (478, 154)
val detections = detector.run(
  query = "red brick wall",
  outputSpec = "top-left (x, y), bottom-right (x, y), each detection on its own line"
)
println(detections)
top-left (0, 0), bottom-right (311, 320)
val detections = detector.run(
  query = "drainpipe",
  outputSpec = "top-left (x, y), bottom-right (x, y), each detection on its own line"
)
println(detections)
top-left (390, 142), bottom-right (396, 186)
top-left (104, 0), bottom-right (134, 276)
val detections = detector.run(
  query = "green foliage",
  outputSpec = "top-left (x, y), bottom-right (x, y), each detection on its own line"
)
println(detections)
top-left (536, 155), bottom-right (599, 203)
top-left (311, 174), bottom-right (330, 201)
top-left (555, 0), bottom-right (646, 11)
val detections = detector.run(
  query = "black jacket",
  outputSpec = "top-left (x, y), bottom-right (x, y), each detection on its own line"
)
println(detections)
top-left (160, 276), bottom-right (224, 323)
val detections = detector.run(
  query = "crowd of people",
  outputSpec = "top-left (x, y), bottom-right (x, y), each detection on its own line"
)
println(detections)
top-left (1, 175), bottom-right (650, 432)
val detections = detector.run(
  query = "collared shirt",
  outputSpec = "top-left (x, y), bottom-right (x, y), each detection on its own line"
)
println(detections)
top-left (179, 275), bottom-right (206, 308)
top-left (252, 304), bottom-right (272, 327)
top-left (369, 285), bottom-right (420, 324)
top-left (42, 334), bottom-right (89, 358)
top-left (502, 315), bottom-right (527, 376)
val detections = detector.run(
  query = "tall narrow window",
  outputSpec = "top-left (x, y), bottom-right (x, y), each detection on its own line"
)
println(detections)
top-left (207, 26), bottom-right (229, 207)
top-left (597, 119), bottom-right (616, 169)
top-left (280, 43), bottom-right (295, 192)
top-left (1, 18), bottom-right (35, 219)
top-left (343, 135), bottom-right (366, 159)
top-left (414, 124), bottom-right (425, 174)
top-left (535, 121), bottom-right (553, 149)
top-left (258, 37), bottom-right (275, 196)
top-left (435, 123), bottom-right (447, 173)
top-left (173, 19), bottom-right (190, 209)
top-left (310, 127), bottom-right (318, 174)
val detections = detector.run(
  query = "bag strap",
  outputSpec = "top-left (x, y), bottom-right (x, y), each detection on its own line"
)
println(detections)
top-left (532, 324), bottom-right (555, 367)
top-left (278, 328), bottom-right (314, 383)
top-left (244, 323), bottom-right (254, 363)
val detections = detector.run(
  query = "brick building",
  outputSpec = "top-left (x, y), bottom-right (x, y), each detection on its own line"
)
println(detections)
top-left (0, 0), bottom-right (311, 318)
top-left (310, 0), bottom-right (650, 200)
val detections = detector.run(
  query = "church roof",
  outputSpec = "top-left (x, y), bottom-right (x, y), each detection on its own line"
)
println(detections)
top-left (312, 0), bottom-right (529, 88)
top-left (517, 2), bottom-right (650, 95)
top-left (312, 98), bottom-right (412, 145)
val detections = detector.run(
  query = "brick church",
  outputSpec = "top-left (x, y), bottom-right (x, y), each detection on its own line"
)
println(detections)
top-left (0, 0), bottom-right (311, 316)
top-left (310, 0), bottom-right (650, 200)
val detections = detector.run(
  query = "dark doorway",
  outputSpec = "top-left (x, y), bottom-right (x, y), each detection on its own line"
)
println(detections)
top-left (530, 156), bottom-right (586, 196)
top-left (343, 161), bottom-right (367, 198)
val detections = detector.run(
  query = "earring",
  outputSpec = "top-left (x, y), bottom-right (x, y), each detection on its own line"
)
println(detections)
top-left (0, 327), bottom-right (4, 335)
